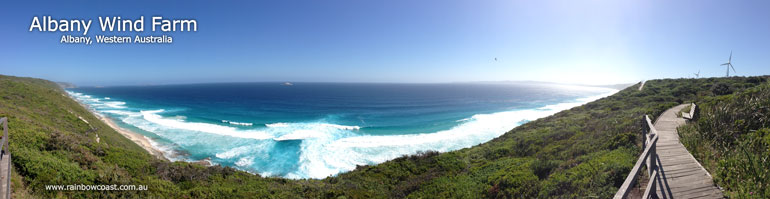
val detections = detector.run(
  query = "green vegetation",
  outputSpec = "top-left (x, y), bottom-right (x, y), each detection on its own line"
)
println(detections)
top-left (679, 78), bottom-right (770, 198)
top-left (0, 74), bottom-right (767, 198)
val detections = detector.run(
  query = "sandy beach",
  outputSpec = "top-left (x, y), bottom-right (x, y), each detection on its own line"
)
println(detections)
top-left (99, 115), bottom-right (168, 160)
top-left (68, 94), bottom-right (168, 160)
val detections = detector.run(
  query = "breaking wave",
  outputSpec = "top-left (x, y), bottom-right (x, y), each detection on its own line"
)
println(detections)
top-left (66, 88), bottom-right (617, 179)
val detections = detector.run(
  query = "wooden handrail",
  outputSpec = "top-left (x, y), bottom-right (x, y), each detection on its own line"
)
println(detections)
top-left (614, 115), bottom-right (659, 199)
top-left (645, 115), bottom-right (658, 136)
top-left (0, 117), bottom-right (10, 199)
top-left (1, 117), bottom-right (7, 156)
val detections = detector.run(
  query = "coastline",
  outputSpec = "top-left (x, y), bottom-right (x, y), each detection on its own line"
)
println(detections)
top-left (64, 86), bottom-right (618, 178)
top-left (100, 114), bottom-right (168, 161)
top-left (66, 92), bottom-right (168, 161)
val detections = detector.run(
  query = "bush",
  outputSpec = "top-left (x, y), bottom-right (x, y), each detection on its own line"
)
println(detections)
top-left (711, 83), bottom-right (733, 95)
top-left (680, 82), bottom-right (770, 198)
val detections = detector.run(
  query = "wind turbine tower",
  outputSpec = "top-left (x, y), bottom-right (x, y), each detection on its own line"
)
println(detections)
top-left (721, 51), bottom-right (736, 77)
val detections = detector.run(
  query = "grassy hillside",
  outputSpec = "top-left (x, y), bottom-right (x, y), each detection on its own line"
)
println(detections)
top-left (678, 80), bottom-right (770, 198)
top-left (0, 75), bottom-right (310, 198)
top-left (0, 74), bottom-right (766, 198)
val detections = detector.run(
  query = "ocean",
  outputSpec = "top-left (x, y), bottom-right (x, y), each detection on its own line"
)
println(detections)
top-left (67, 82), bottom-right (616, 179)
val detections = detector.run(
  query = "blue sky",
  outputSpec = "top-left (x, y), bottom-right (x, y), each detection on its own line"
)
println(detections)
top-left (1, 0), bottom-right (769, 86)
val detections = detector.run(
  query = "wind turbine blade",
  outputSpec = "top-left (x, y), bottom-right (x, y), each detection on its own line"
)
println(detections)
top-left (721, 63), bottom-right (729, 66)
top-left (730, 64), bottom-right (736, 73)
top-left (729, 51), bottom-right (732, 63)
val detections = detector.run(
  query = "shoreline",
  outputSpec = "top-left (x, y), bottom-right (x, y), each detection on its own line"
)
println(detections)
top-left (63, 87), bottom-right (616, 178)
top-left (66, 92), bottom-right (168, 161)
top-left (100, 114), bottom-right (168, 161)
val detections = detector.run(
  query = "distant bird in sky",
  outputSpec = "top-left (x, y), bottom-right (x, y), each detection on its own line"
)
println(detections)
top-left (494, 57), bottom-right (497, 61)
top-left (720, 51), bottom-right (736, 77)
top-left (694, 70), bottom-right (700, 78)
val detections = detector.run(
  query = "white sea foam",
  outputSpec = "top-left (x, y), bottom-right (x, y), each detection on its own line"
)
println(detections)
top-left (231, 122), bottom-right (253, 126)
top-left (140, 110), bottom-right (273, 140)
top-left (103, 101), bottom-right (127, 109)
top-left (215, 145), bottom-right (253, 159)
top-left (221, 120), bottom-right (253, 126)
top-left (267, 122), bottom-right (360, 141)
top-left (145, 136), bottom-right (186, 161)
top-left (455, 118), bottom-right (472, 122)
top-left (266, 122), bottom-right (359, 130)
top-left (285, 88), bottom-right (618, 179)
top-left (264, 122), bottom-right (359, 141)
top-left (70, 93), bottom-right (126, 110)
top-left (273, 130), bottom-right (322, 141)
top-left (320, 124), bottom-right (360, 130)
top-left (235, 156), bottom-right (254, 167)
top-left (102, 110), bottom-right (141, 117)
top-left (265, 123), bottom-right (289, 128)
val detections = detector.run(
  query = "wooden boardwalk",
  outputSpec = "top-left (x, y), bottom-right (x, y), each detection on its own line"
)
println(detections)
top-left (652, 104), bottom-right (722, 198)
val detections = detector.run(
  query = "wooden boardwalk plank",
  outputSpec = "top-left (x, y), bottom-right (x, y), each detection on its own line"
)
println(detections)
top-left (653, 104), bottom-right (723, 198)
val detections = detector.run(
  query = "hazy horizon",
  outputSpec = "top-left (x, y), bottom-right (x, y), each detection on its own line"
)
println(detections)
top-left (51, 78), bottom-right (637, 88)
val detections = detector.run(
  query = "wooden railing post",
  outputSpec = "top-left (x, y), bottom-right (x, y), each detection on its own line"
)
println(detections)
top-left (642, 170), bottom-right (658, 199)
top-left (647, 124), bottom-right (655, 176)
top-left (648, 138), bottom-right (657, 195)
top-left (644, 115), bottom-right (652, 171)
top-left (642, 115), bottom-right (648, 150)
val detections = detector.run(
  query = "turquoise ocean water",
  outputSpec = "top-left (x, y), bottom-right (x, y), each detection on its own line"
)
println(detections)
top-left (68, 82), bottom-right (616, 179)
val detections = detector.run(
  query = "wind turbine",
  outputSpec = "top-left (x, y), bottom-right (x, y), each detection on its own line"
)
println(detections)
top-left (694, 70), bottom-right (700, 78)
top-left (720, 51), bottom-right (736, 77)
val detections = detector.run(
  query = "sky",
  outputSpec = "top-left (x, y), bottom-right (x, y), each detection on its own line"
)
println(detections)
top-left (1, 0), bottom-right (769, 86)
